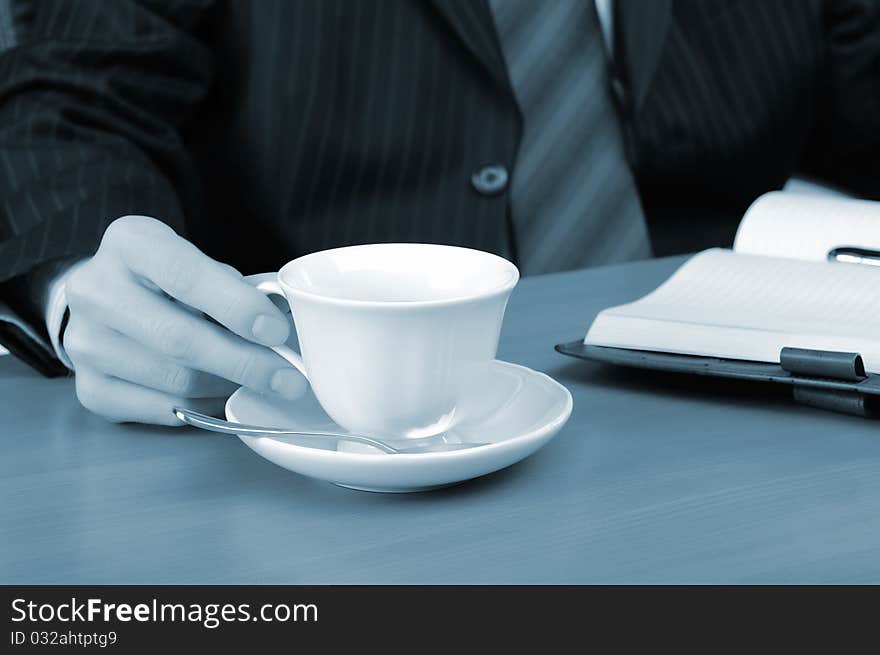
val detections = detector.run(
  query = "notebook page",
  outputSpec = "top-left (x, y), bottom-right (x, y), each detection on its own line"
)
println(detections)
top-left (733, 192), bottom-right (880, 261)
top-left (585, 249), bottom-right (880, 372)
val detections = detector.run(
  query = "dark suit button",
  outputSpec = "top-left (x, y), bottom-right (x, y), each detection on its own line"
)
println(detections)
top-left (471, 164), bottom-right (508, 195)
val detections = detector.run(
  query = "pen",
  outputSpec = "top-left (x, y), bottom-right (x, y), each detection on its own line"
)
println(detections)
top-left (827, 247), bottom-right (880, 267)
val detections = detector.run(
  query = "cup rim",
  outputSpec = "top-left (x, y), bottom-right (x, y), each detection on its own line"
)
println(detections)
top-left (277, 243), bottom-right (520, 308)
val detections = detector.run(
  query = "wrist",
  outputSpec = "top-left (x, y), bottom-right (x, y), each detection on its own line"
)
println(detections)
top-left (44, 259), bottom-right (87, 370)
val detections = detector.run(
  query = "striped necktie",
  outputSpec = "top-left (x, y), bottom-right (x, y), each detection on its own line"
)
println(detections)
top-left (489, 0), bottom-right (652, 275)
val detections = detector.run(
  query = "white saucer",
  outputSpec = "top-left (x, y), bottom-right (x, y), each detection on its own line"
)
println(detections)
top-left (225, 360), bottom-right (572, 492)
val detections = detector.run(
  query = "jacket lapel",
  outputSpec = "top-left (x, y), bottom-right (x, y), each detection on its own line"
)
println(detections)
top-left (425, 0), bottom-right (511, 90)
top-left (614, 0), bottom-right (672, 112)
top-left (426, 0), bottom-right (672, 112)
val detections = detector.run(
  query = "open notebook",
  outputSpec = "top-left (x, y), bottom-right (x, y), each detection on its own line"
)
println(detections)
top-left (582, 192), bottom-right (880, 374)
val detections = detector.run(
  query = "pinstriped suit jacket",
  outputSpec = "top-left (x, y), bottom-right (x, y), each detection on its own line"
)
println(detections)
top-left (0, 0), bottom-right (879, 372)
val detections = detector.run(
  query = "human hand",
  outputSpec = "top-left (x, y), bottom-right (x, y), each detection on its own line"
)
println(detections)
top-left (63, 215), bottom-right (305, 425)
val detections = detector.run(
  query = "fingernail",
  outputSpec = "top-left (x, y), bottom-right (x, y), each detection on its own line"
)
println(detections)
top-left (270, 369), bottom-right (306, 400)
top-left (252, 313), bottom-right (289, 345)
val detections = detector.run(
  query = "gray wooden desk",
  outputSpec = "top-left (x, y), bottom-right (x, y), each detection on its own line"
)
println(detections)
top-left (3, 256), bottom-right (880, 584)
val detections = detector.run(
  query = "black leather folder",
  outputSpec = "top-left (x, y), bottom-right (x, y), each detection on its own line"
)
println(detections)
top-left (555, 343), bottom-right (880, 418)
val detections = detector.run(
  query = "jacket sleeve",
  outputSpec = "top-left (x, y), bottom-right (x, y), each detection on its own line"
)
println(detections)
top-left (800, 0), bottom-right (880, 198)
top-left (0, 0), bottom-right (215, 372)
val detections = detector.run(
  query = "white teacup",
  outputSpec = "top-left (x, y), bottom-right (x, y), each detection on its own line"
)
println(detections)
top-left (249, 243), bottom-right (519, 439)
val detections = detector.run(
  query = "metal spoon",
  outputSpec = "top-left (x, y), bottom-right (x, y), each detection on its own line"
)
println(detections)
top-left (173, 407), bottom-right (489, 454)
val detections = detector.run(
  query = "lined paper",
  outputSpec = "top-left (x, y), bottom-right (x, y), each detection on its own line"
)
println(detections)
top-left (734, 192), bottom-right (880, 261)
top-left (585, 249), bottom-right (880, 372)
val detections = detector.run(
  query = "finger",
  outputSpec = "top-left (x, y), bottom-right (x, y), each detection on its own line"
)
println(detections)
top-left (103, 216), bottom-right (290, 346)
top-left (214, 261), bottom-right (242, 278)
top-left (74, 364), bottom-right (226, 426)
top-left (64, 315), bottom-right (238, 398)
top-left (175, 258), bottom-right (242, 318)
top-left (85, 279), bottom-right (307, 400)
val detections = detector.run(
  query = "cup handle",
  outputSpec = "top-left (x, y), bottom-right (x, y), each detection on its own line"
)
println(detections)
top-left (245, 273), bottom-right (308, 381)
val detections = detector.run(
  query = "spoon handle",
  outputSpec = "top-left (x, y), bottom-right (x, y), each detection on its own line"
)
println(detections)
top-left (173, 407), bottom-right (399, 453)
